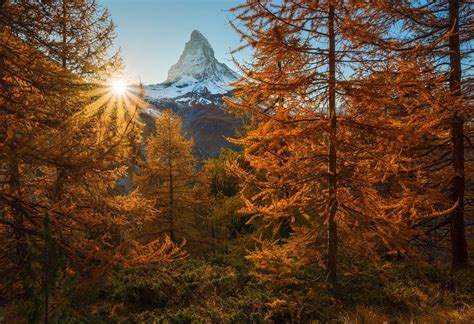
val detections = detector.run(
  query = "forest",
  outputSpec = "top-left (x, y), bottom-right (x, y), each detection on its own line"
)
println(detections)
top-left (0, 0), bottom-right (473, 323)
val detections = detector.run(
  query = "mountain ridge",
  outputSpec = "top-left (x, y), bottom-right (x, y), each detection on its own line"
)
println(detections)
top-left (144, 30), bottom-right (239, 104)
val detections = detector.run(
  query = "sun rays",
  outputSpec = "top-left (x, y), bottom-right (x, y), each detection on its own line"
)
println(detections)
top-left (52, 78), bottom-right (149, 147)
top-left (85, 78), bottom-right (148, 120)
top-left (88, 78), bottom-right (148, 127)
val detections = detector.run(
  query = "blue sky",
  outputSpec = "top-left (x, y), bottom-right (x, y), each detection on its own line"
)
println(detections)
top-left (99, 0), bottom-right (246, 84)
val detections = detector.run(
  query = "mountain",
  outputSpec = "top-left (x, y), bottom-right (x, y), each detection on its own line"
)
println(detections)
top-left (141, 30), bottom-right (242, 159)
top-left (144, 30), bottom-right (239, 105)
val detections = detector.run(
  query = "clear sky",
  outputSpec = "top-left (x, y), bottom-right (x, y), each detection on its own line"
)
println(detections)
top-left (98, 0), bottom-right (246, 84)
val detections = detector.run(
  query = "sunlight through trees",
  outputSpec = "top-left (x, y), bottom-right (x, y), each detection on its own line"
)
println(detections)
top-left (0, 0), bottom-right (472, 322)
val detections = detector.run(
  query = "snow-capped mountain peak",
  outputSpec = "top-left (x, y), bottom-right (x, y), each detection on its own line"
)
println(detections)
top-left (145, 30), bottom-right (238, 104)
top-left (166, 30), bottom-right (217, 83)
top-left (138, 30), bottom-right (242, 160)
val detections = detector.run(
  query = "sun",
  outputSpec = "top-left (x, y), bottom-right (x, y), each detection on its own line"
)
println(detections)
top-left (110, 78), bottom-right (128, 94)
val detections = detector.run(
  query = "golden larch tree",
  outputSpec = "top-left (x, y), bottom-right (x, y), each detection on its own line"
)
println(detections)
top-left (135, 110), bottom-right (197, 243)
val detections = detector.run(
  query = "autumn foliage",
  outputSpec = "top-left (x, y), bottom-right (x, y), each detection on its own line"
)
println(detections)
top-left (0, 1), bottom-right (183, 320)
top-left (227, 0), bottom-right (472, 299)
top-left (0, 0), bottom-right (472, 322)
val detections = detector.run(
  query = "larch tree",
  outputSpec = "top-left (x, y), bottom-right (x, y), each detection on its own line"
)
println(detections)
top-left (135, 110), bottom-right (197, 243)
top-left (358, 0), bottom-right (473, 268)
top-left (0, 1), bottom-right (183, 321)
top-left (227, 0), bottom-right (449, 296)
top-left (3, 0), bottom-right (121, 79)
top-left (227, 0), bottom-right (366, 288)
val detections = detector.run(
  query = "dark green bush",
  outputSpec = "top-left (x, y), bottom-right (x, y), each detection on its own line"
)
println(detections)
top-left (69, 258), bottom-right (270, 323)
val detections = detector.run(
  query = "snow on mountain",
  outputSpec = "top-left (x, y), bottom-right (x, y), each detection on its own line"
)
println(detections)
top-left (144, 30), bottom-right (238, 103)
top-left (135, 30), bottom-right (242, 159)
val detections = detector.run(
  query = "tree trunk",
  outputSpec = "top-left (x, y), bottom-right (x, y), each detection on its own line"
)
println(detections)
top-left (43, 0), bottom-right (69, 315)
top-left (168, 163), bottom-right (175, 242)
top-left (42, 168), bottom-right (65, 324)
top-left (448, 0), bottom-right (468, 268)
top-left (61, 0), bottom-right (68, 69)
top-left (8, 150), bottom-right (27, 269)
top-left (327, 3), bottom-right (338, 287)
top-left (168, 119), bottom-right (175, 242)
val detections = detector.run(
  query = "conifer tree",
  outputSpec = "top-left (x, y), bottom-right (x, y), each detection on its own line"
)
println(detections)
top-left (227, 0), bottom-right (447, 292)
top-left (228, 0), bottom-right (360, 288)
top-left (135, 110), bottom-right (196, 243)
top-left (2, 0), bottom-right (121, 79)
top-left (357, 0), bottom-right (473, 268)
top-left (0, 2), bottom-right (183, 320)
top-left (196, 149), bottom-right (245, 244)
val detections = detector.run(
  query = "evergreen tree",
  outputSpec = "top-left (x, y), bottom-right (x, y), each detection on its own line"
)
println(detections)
top-left (196, 149), bottom-right (246, 245)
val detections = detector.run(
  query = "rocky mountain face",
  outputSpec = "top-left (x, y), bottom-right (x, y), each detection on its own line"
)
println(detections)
top-left (144, 30), bottom-right (239, 105)
top-left (166, 30), bottom-right (238, 85)
top-left (141, 30), bottom-right (242, 159)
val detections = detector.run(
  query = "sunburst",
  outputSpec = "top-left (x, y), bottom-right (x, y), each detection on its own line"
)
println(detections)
top-left (110, 78), bottom-right (128, 95)
top-left (52, 76), bottom-right (149, 147)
